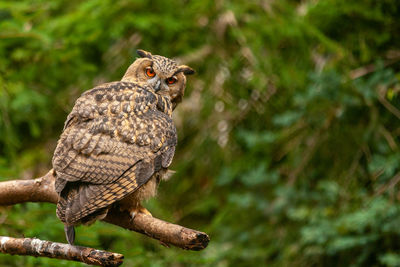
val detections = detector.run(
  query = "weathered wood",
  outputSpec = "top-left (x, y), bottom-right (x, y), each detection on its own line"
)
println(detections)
top-left (104, 208), bottom-right (210, 251)
top-left (0, 171), bottom-right (58, 205)
top-left (0, 236), bottom-right (123, 266)
top-left (0, 170), bottom-right (210, 251)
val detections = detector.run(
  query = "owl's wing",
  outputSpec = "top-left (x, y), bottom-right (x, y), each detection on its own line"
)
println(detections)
top-left (53, 81), bottom-right (176, 224)
top-left (56, 158), bottom-right (157, 224)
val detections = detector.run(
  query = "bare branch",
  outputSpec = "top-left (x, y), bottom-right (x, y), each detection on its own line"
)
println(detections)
top-left (375, 171), bottom-right (400, 196)
top-left (350, 54), bottom-right (400, 80)
top-left (0, 170), bottom-right (210, 251)
top-left (0, 171), bottom-right (58, 205)
top-left (0, 236), bottom-right (123, 267)
top-left (378, 86), bottom-right (400, 120)
top-left (104, 208), bottom-right (210, 251)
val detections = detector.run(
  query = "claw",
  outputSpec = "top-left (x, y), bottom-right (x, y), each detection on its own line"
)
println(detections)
top-left (129, 205), bottom-right (152, 220)
top-left (139, 206), bottom-right (152, 217)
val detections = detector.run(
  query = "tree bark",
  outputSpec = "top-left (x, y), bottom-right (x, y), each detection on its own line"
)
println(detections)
top-left (0, 171), bottom-right (58, 205)
top-left (0, 236), bottom-right (123, 266)
top-left (104, 208), bottom-right (210, 251)
top-left (0, 170), bottom-right (210, 265)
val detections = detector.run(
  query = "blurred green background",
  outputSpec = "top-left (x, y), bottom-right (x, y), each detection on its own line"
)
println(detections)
top-left (1, 0), bottom-right (400, 266)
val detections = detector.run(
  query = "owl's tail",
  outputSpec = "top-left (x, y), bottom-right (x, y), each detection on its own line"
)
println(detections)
top-left (64, 225), bottom-right (75, 245)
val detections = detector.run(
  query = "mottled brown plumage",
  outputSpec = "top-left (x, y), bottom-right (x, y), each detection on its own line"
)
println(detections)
top-left (52, 50), bottom-right (194, 244)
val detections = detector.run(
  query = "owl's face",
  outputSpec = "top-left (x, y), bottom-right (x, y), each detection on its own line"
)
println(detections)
top-left (122, 49), bottom-right (194, 109)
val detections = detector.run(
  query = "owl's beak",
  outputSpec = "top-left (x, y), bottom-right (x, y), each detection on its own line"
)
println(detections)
top-left (154, 79), bottom-right (161, 92)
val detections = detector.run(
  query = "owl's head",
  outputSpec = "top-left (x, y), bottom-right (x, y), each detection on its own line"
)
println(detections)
top-left (122, 49), bottom-right (195, 109)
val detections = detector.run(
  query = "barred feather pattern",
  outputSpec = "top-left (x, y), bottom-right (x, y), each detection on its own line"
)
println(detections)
top-left (52, 81), bottom-right (176, 226)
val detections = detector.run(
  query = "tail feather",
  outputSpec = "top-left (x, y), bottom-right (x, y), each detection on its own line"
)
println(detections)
top-left (64, 225), bottom-right (75, 245)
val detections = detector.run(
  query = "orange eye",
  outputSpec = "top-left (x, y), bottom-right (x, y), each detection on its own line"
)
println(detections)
top-left (166, 76), bottom-right (177, 85)
top-left (145, 67), bottom-right (155, 77)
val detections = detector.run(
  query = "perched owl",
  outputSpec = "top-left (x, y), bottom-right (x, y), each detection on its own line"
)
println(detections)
top-left (52, 49), bottom-right (194, 245)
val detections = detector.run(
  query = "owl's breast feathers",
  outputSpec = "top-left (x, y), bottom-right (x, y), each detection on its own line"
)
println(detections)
top-left (53, 81), bottom-right (176, 225)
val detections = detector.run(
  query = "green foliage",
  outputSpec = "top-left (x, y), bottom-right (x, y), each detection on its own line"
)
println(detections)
top-left (0, 0), bottom-right (400, 266)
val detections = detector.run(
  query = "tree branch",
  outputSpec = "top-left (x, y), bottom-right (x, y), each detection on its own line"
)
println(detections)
top-left (0, 236), bottom-right (123, 266)
top-left (104, 208), bottom-right (210, 251)
top-left (0, 170), bottom-right (210, 251)
top-left (0, 171), bottom-right (58, 205)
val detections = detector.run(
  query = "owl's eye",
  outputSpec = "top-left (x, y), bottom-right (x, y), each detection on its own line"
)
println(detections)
top-left (145, 67), bottom-right (155, 77)
top-left (166, 76), bottom-right (177, 85)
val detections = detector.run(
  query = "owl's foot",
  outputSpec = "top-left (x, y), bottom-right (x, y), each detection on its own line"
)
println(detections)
top-left (130, 206), bottom-right (152, 220)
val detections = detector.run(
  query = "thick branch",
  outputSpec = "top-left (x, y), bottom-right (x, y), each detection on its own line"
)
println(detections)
top-left (0, 170), bottom-right (210, 251)
top-left (0, 236), bottom-right (123, 266)
top-left (0, 171), bottom-right (58, 205)
top-left (104, 208), bottom-right (209, 251)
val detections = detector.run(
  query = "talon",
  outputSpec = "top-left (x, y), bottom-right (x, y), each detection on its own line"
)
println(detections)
top-left (129, 206), bottom-right (152, 220)
top-left (139, 206), bottom-right (152, 217)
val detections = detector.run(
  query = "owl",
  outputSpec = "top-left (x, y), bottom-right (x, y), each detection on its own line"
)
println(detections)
top-left (52, 49), bottom-right (194, 245)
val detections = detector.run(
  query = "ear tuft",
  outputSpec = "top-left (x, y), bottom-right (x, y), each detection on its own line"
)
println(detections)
top-left (137, 49), bottom-right (153, 59)
top-left (177, 65), bottom-right (195, 75)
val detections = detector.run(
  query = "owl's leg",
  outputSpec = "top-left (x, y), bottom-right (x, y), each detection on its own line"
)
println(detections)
top-left (130, 204), bottom-right (152, 219)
